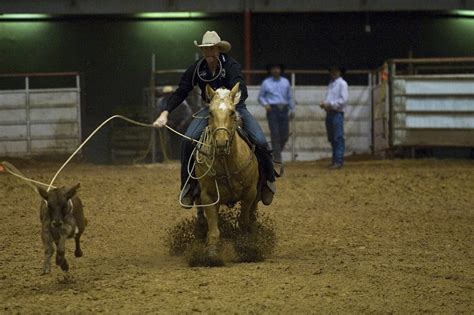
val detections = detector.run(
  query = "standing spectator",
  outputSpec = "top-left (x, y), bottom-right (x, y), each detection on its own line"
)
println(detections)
top-left (155, 86), bottom-right (193, 159)
top-left (320, 65), bottom-right (348, 169)
top-left (258, 64), bottom-right (296, 163)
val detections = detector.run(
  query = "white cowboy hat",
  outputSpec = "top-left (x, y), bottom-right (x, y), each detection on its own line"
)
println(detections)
top-left (194, 31), bottom-right (231, 53)
top-left (161, 85), bottom-right (174, 94)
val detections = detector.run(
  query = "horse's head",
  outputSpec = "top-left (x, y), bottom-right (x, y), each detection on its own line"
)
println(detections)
top-left (206, 83), bottom-right (241, 154)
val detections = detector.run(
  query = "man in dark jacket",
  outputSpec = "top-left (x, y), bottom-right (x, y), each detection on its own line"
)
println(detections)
top-left (155, 86), bottom-right (193, 159)
top-left (153, 31), bottom-right (276, 208)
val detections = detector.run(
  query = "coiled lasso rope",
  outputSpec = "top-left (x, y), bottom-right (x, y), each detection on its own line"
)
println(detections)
top-left (1, 115), bottom-right (209, 193)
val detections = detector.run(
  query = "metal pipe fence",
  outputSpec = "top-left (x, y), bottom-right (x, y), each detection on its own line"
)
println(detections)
top-left (0, 72), bottom-right (82, 156)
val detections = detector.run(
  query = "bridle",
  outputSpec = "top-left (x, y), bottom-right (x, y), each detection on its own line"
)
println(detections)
top-left (211, 115), bottom-right (238, 156)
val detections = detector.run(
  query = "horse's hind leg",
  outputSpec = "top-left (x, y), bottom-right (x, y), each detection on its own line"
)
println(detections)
top-left (194, 206), bottom-right (208, 241)
top-left (249, 198), bottom-right (258, 233)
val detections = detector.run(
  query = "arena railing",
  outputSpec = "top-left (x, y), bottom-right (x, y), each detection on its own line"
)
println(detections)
top-left (150, 67), bottom-right (375, 162)
top-left (385, 57), bottom-right (474, 153)
top-left (0, 72), bottom-right (82, 157)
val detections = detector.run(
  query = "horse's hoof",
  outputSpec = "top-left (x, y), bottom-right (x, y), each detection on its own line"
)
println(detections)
top-left (60, 260), bottom-right (69, 272)
top-left (74, 249), bottom-right (83, 258)
top-left (41, 267), bottom-right (51, 275)
top-left (207, 245), bottom-right (218, 258)
top-left (206, 245), bottom-right (224, 267)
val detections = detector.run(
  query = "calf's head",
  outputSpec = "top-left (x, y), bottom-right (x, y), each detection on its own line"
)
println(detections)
top-left (37, 184), bottom-right (80, 228)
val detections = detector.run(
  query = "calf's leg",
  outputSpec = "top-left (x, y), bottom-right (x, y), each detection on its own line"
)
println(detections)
top-left (41, 229), bottom-right (54, 275)
top-left (55, 234), bottom-right (69, 272)
top-left (74, 234), bottom-right (83, 257)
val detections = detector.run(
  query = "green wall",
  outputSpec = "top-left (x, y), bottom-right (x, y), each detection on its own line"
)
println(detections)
top-left (0, 16), bottom-right (242, 161)
top-left (1, 13), bottom-right (473, 162)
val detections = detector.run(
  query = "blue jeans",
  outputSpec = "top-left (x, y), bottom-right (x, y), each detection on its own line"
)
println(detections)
top-left (325, 111), bottom-right (345, 165)
top-left (266, 105), bottom-right (289, 162)
top-left (180, 104), bottom-right (275, 188)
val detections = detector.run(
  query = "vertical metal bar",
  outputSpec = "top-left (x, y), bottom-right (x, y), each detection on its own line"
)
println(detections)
top-left (151, 53), bottom-right (156, 163)
top-left (291, 72), bottom-right (296, 162)
top-left (25, 76), bottom-right (31, 155)
top-left (388, 61), bottom-right (396, 148)
top-left (243, 9), bottom-right (252, 84)
top-left (76, 74), bottom-right (82, 148)
top-left (369, 72), bottom-right (374, 154)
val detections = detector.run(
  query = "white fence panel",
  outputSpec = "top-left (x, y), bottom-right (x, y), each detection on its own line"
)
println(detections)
top-left (0, 74), bottom-right (82, 156)
top-left (246, 85), bottom-right (372, 161)
top-left (391, 75), bottom-right (474, 147)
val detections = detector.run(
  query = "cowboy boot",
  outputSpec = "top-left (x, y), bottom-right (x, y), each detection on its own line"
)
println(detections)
top-left (261, 181), bottom-right (276, 206)
top-left (180, 183), bottom-right (194, 209)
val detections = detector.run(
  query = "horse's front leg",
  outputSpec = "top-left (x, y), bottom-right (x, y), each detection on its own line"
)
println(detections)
top-left (203, 204), bottom-right (220, 257)
top-left (194, 206), bottom-right (208, 241)
top-left (240, 188), bottom-right (258, 234)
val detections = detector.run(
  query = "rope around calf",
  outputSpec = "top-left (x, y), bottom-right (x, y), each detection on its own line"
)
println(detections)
top-left (1, 114), bottom-right (209, 193)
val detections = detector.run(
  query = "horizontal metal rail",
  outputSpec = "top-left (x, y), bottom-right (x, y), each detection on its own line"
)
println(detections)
top-left (0, 135), bottom-right (80, 141)
top-left (393, 74), bottom-right (474, 79)
top-left (0, 72), bottom-right (80, 78)
top-left (0, 119), bottom-right (79, 125)
top-left (153, 69), bottom-right (373, 75)
top-left (0, 88), bottom-right (80, 93)
top-left (390, 57), bottom-right (474, 64)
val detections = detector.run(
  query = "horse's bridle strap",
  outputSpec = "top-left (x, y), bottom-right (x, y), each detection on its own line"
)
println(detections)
top-left (212, 117), bottom-right (237, 155)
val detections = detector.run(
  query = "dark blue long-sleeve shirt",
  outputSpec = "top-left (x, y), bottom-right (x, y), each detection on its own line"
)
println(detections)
top-left (165, 53), bottom-right (248, 113)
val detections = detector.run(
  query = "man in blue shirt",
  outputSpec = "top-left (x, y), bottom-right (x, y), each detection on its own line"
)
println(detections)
top-left (258, 64), bottom-right (296, 162)
top-left (320, 65), bottom-right (349, 169)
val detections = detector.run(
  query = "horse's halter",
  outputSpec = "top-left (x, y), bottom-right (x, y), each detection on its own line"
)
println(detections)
top-left (210, 111), bottom-right (238, 156)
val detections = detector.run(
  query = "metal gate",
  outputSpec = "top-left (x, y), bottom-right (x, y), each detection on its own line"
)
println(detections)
top-left (0, 72), bottom-right (82, 156)
top-left (388, 58), bottom-right (474, 148)
top-left (372, 64), bottom-right (390, 155)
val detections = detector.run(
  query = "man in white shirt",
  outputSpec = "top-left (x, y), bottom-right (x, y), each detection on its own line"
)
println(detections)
top-left (320, 66), bottom-right (349, 169)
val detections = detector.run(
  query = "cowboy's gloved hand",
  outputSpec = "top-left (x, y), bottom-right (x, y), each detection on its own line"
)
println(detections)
top-left (289, 111), bottom-right (295, 120)
top-left (153, 111), bottom-right (169, 128)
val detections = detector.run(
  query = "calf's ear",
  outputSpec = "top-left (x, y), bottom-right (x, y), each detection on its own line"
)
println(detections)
top-left (37, 186), bottom-right (48, 200)
top-left (65, 183), bottom-right (80, 200)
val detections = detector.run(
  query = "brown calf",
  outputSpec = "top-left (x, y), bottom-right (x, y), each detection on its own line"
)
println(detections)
top-left (37, 184), bottom-right (86, 274)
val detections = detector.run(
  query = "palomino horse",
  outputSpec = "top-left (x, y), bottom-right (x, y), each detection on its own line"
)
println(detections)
top-left (194, 83), bottom-right (260, 260)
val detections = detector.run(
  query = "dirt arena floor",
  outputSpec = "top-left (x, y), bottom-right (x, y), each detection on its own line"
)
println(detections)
top-left (0, 159), bottom-right (473, 314)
